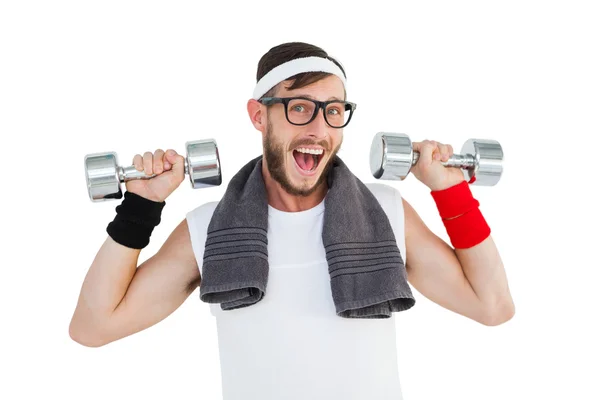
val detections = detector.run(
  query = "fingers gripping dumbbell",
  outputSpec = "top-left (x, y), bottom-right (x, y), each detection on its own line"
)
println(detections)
top-left (84, 139), bottom-right (222, 202)
top-left (369, 132), bottom-right (503, 186)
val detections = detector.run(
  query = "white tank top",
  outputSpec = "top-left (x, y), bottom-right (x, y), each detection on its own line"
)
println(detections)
top-left (186, 182), bottom-right (407, 400)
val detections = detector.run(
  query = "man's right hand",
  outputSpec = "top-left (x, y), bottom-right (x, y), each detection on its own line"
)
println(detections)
top-left (126, 149), bottom-right (186, 202)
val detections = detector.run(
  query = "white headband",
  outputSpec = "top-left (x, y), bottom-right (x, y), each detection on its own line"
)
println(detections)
top-left (252, 56), bottom-right (347, 100)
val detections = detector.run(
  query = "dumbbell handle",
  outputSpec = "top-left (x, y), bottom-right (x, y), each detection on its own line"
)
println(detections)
top-left (412, 152), bottom-right (476, 169)
top-left (119, 163), bottom-right (190, 182)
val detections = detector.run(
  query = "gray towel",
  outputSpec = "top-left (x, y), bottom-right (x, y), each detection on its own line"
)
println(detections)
top-left (199, 155), bottom-right (415, 318)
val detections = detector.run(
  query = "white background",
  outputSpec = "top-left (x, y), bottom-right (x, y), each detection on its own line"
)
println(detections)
top-left (1, 1), bottom-right (599, 399)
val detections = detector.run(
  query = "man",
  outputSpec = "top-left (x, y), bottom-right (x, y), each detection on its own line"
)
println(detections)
top-left (69, 42), bottom-right (514, 399)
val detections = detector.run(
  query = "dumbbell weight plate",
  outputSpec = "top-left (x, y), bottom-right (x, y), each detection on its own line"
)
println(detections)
top-left (185, 139), bottom-right (222, 188)
top-left (460, 139), bottom-right (503, 186)
top-left (84, 152), bottom-right (123, 201)
top-left (369, 132), bottom-right (413, 181)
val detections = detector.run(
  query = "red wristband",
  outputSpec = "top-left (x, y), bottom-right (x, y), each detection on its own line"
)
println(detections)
top-left (430, 180), bottom-right (479, 219)
top-left (441, 208), bottom-right (491, 248)
top-left (430, 181), bottom-right (491, 249)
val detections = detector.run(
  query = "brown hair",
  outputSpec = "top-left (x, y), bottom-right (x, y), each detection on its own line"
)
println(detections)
top-left (256, 42), bottom-right (347, 100)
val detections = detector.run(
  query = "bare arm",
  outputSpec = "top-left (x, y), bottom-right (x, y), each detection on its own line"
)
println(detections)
top-left (69, 218), bottom-right (200, 347)
top-left (402, 197), bottom-right (515, 326)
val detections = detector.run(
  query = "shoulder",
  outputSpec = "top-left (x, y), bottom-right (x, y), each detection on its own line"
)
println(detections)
top-left (363, 181), bottom-right (400, 200)
top-left (185, 200), bottom-right (220, 226)
top-left (363, 182), bottom-right (404, 219)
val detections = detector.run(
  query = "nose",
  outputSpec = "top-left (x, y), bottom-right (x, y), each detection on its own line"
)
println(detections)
top-left (306, 107), bottom-right (329, 139)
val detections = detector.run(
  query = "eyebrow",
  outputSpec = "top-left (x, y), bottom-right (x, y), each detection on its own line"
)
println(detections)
top-left (295, 94), bottom-right (344, 102)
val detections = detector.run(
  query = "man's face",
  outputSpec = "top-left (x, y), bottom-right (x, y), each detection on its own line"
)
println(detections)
top-left (263, 75), bottom-right (345, 197)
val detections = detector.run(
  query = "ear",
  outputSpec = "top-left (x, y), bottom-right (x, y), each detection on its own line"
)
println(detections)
top-left (247, 99), bottom-right (266, 133)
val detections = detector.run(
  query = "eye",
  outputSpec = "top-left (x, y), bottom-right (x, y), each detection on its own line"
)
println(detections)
top-left (327, 104), bottom-right (343, 115)
top-left (289, 100), bottom-right (314, 114)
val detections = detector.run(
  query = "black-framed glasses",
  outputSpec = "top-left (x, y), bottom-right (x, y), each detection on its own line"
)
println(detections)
top-left (258, 96), bottom-right (357, 128)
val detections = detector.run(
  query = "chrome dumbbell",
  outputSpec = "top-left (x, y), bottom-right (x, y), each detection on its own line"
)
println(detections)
top-left (369, 132), bottom-right (503, 186)
top-left (84, 139), bottom-right (222, 202)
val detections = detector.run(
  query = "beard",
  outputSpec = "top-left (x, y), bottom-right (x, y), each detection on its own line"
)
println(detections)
top-left (263, 117), bottom-right (342, 197)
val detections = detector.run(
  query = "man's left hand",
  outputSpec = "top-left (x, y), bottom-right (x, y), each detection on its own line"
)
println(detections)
top-left (410, 140), bottom-right (466, 191)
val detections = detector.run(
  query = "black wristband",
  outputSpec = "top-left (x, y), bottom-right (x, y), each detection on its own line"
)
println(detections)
top-left (106, 191), bottom-right (166, 249)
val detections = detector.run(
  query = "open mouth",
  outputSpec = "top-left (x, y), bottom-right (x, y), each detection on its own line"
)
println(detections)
top-left (292, 148), bottom-right (325, 174)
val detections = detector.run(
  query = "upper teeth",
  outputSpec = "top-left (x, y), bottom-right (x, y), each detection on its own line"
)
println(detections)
top-left (296, 148), bottom-right (323, 155)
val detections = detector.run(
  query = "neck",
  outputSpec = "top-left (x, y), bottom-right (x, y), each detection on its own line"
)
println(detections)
top-left (261, 158), bottom-right (327, 212)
